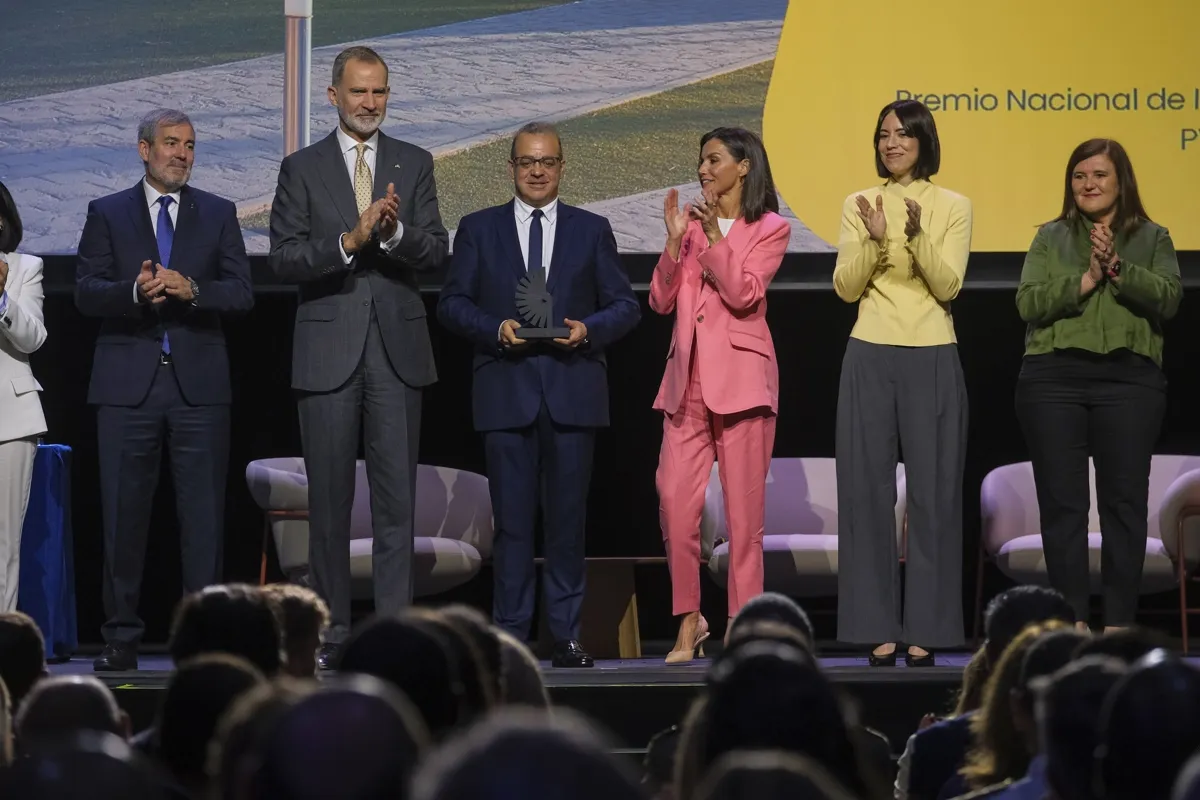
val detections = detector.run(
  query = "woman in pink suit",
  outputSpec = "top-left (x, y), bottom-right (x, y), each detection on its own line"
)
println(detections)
top-left (650, 127), bottom-right (791, 664)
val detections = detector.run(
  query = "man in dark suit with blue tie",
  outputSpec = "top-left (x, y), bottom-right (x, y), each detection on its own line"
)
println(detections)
top-left (76, 109), bottom-right (254, 671)
top-left (438, 122), bottom-right (640, 668)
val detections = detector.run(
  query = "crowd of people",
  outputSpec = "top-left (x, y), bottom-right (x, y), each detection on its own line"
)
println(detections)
top-left (2, 583), bottom-right (1200, 799)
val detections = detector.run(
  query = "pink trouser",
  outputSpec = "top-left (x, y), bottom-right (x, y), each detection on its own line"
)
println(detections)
top-left (656, 359), bottom-right (776, 617)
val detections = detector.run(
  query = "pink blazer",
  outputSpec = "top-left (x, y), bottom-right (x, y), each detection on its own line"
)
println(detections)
top-left (649, 212), bottom-right (790, 416)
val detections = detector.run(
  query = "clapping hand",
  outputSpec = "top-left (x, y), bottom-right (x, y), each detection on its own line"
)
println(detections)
top-left (379, 182), bottom-right (400, 242)
top-left (1090, 223), bottom-right (1120, 280)
top-left (690, 186), bottom-right (722, 245)
top-left (904, 198), bottom-right (922, 239)
top-left (0, 255), bottom-right (8, 295)
top-left (157, 268), bottom-right (195, 301)
top-left (855, 194), bottom-right (887, 242)
top-left (137, 260), bottom-right (166, 305)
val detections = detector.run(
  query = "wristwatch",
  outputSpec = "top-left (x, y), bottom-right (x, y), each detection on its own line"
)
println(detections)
top-left (188, 278), bottom-right (200, 305)
top-left (1109, 258), bottom-right (1122, 277)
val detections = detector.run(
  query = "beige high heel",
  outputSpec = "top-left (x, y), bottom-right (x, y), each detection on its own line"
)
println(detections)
top-left (666, 615), bottom-right (710, 664)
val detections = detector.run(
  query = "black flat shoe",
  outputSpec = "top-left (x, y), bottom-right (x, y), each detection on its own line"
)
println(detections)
top-left (551, 639), bottom-right (594, 669)
top-left (905, 649), bottom-right (935, 667)
top-left (868, 647), bottom-right (897, 667)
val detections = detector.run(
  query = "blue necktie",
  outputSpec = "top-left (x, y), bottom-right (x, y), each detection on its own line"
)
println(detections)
top-left (528, 208), bottom-right (544, 274)
top-left (156, 196), bottom-right (173, 354)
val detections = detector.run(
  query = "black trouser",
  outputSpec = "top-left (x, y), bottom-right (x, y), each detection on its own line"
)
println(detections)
top-left (1014, 350), bottom-right (1166, 626)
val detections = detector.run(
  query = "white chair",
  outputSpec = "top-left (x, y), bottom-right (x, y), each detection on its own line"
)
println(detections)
top-left (700, 457), bottom-right (907, 597)
top-left (245, 458), bottom-right (493, 599)
top-left (977, 456), bottom-right (1200, 648)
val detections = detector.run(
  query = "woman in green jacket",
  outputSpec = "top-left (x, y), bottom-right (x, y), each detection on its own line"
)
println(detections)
top-left (1014, 138), bottom-right (1181, 631)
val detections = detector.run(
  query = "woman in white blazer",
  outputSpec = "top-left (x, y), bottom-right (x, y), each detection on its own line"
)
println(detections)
top-left (0, 181), bottom-right (48, 612)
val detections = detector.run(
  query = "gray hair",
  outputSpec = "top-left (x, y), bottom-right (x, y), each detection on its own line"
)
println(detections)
top-left (138, 109), bottom-right (193, 145)
top-left (510, 122), bottom-right (563, 161)
top-left (332, 46), bottom-right (388, 87)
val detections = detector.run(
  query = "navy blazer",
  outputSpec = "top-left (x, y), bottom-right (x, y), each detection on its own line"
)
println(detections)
top-left (75, 182), bottom-right (254, 406)
top-left (437, 200), bottom-right (640, 431)
top-left (908, 711), bottom-right (976, 800)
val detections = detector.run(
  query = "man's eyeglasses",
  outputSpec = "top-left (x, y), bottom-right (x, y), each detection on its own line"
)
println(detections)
top-left (511, 156), bottom-right (563, 170)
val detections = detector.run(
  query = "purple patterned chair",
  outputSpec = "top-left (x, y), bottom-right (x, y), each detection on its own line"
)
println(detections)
top-left (245, 458), bottom-right (493, 599)
top-left (700, 457), bottom-right (908, 598)
top-left (977, 456), bottom-right (1200, 649)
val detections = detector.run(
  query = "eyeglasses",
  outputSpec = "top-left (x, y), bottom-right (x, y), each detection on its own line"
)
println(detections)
top-left (511, 156), bottom-right (563, 170)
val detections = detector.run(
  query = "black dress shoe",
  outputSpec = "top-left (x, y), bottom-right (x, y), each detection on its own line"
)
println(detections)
top-left (551, 639), bottom-right (594, 668)
top-left (93, 643), bottom-right (138, 672)
top-left (317, 642), bottom-right (342, 671)
top-left (868, 648), bottom-right (897, 667)
top-left (905, 649), bottom-right (936, 667)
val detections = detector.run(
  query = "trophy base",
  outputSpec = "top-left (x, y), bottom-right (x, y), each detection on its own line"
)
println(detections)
top-left (518, 327), bottom-right (571, 340)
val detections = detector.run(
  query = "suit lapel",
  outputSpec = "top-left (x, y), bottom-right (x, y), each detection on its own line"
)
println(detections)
top-left (170, 186), bottom-right (200, 267)
top-left (373, 133), bottom-right (398, 201)
top-left (316, 132), bottom-right (359, 232)
top-left (125, 182), bottom-right (159, 267)
top-left (545, 202), bottom-right (572, 295)
top-left (696, 218), bottom-right (749, 311)
top-left (497, 200), bottom-right (527, 282)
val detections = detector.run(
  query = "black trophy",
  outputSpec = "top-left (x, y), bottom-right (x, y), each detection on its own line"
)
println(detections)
top-left (514, 267), bottom-right (569, 339)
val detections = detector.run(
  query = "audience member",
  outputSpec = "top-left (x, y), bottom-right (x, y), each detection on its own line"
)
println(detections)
top-left (1034, 656), bottom-right (1127, 800)
top-left (959, 622), bottom-right (1072, 793)
top-left (255, 674), bottom-right (429, 800)
top-left (978, 628), bottom-right (1090, 799)
top-left (0, 730), bottom-right (166, 799)
top-left (0, 610), bottom-right (47, 711)
top-left (1096, 651), bottom-right (1200, 800)
top-left (414, 608), bottom-right (496, 718)
top-left (1174, 751), bottom-right (1200, 800)
top-left (440, 604), bottom-right (505, 703)
top-left (726, 593), bottom-right (815, 649)
top-left (168, 584), bottom-right (283, 676)
top-left (261, 583), bottom-right (329, 678)
top-left (495, 629), bottom-right (550, 708)
top-left (411, 708), bottom-right (646, 800)
top-left (719, 620), bottom-right (812, 662)
top-left (208, 678), bottom-right (315, 800)
top-left (155, 654), bottom-right (266, 796)
top-left (697, 640), bottom-right (882, 798)
top-left (14, 676), bottom-right (130, 749)
top-left (695, 750), bottom-right (859, 800)
top-left (338, 612), bottom-right (467, 740)
top-left (1073, 625), bottom-right (1170, 665)
top-left (905, 587), bottom-right (1074, 800)
top-left (643, 725), bottom-right (681, 800)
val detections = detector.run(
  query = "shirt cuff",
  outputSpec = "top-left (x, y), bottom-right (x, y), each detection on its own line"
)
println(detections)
top-left (133, 282), bottom-right (141, 303)
top-left (0, 291), bottom-right (7, 317)
top-left (380, 222), bottom-right (406, 253)
top-left (338, 233), bottom-right (354, 265)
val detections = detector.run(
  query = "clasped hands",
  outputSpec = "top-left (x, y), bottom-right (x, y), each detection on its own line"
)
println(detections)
top-left (137, 260), bottom-right (193, 303)
top-left (662, 187), bottom-right (723, 286)
top-left (853, 194), bottom-right (923, 243)
top-left (1084, 223), bottom-right (1120, 290)
top-left (343, 182), bottom-right (401, 254)
top-left (499, 318), bottom-right (588, 349)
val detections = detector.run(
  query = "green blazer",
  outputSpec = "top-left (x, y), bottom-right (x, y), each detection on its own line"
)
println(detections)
top-left (1015, 218), bottom-right (1182, 366)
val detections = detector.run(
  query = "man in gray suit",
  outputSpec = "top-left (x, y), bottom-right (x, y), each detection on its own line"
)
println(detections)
top-left (268, 45), bottom-right (449, 669)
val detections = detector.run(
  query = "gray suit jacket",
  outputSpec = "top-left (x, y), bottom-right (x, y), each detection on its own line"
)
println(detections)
top-left (268, 130), bottom-right (449, 392)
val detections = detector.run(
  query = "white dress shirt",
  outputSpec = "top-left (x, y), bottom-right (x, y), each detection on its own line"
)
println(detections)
top-left (514, 195), bottom-right (558, 275)
top-left (717, 217), bottom-right (736, 237)
top-left (335, 127), bottom-right (404, 264)
top-left (133, 179), bottom-right (182, 301)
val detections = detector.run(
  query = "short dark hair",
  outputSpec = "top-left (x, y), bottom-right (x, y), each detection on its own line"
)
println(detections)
top-left (260, 583), bottom-right (330, 668)
top-left (0, 612), bottom-right (46, 710)
top-left (168, 584), bottom-right (283, 677)
top-left (1073, 625), bottom-right (1170, 665)
top-left (509, 121), bottom-right (563, 162)
top-left (700, 127), bottom-right (779, 223)
top-left (728, 593), bottom-right (815, 647)
top-left (15, 677), bottom-right (125, 748)
top-left (873, 99), bottom-right (941, 180)
top-left (332, 46), bottom-right (388, 87)
top-left (1054, 138), bottom-right (1151, 234)
top-left (0, 181), bottom-right (24, 253)
top-left (983, 586), bottom-right (1075, 665)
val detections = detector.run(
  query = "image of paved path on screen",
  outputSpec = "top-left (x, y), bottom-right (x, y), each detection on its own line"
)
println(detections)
top-left (0, 0), bottom-right (796, 254)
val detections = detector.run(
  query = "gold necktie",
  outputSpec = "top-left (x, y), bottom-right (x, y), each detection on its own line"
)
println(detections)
top-left (353, 143), bottom-right (372, 215)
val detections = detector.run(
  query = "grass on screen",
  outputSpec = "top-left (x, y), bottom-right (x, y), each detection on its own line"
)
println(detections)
top-left (432, 60), bottom-right (774, 229)
top-left (0, 0), bottom-right (569, 102)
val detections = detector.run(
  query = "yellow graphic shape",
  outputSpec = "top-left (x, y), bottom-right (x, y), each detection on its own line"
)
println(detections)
top-left (764, 0), bottom-right (1200, 251)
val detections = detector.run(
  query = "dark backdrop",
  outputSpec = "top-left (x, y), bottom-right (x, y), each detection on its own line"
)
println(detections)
top-left (34, 252), bottom-right (1200, 646)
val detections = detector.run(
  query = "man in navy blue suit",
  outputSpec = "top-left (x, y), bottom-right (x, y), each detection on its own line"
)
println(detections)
top-left (438, 122), bottom-right (640, 668)
top-left (75, 109), bottom-right (254, 671)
